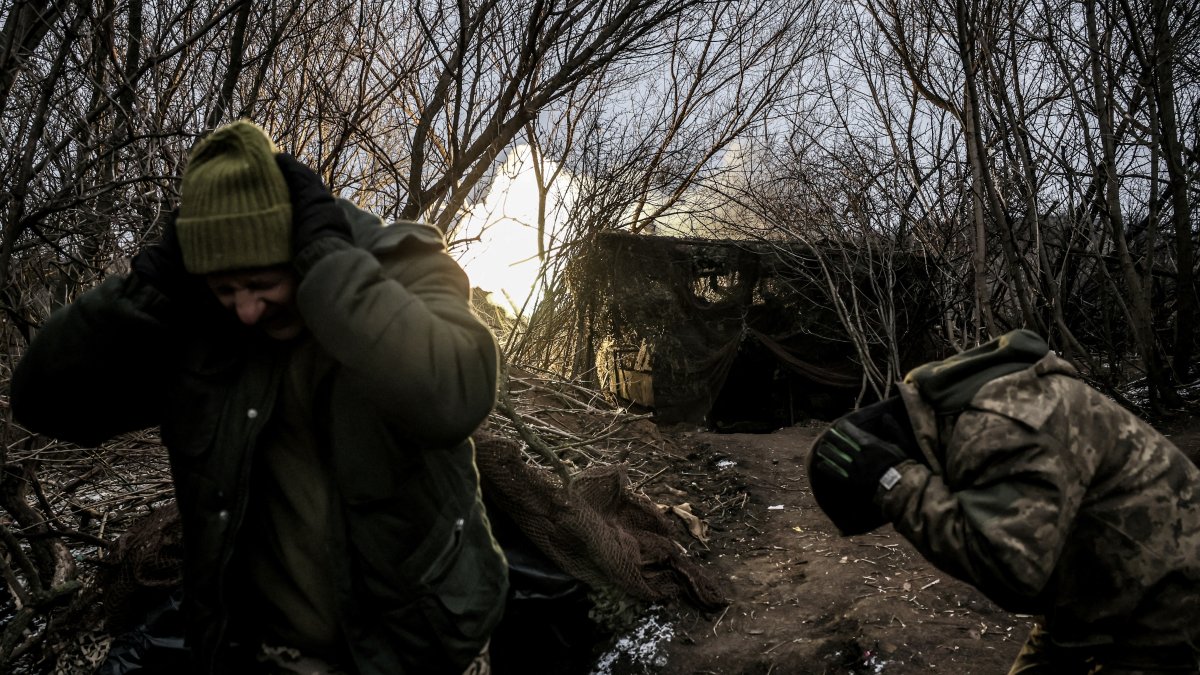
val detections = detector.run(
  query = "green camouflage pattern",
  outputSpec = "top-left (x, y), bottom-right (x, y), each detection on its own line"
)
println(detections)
top-left (881, 353), bottom-right (1200, 654)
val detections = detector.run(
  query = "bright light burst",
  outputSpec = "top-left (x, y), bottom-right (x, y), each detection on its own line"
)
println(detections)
top-left (456, 144), bottom-right (570, 316)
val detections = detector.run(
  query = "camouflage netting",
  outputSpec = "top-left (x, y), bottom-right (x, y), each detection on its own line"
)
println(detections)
top-left (95, 504), bottom-right (185, 634)
top-left (474, 430), bottom-right (726, 614)
top-left (573, 231), bottom-right (938, 426)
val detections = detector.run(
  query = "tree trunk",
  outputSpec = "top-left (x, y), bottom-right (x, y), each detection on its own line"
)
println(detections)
top-left (1152, 0), bottom-right (1196, 381)
top-left (1085, 0), bottom-right (1179, 409)
top-left (0, 0), bottom-right (63, 116)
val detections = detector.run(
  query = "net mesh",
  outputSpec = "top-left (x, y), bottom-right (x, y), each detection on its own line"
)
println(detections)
top-left (573, 231), bottom-right (938, 424)
top-left (474, 429), bottom-right (726, 611)
top-left (98, 504), bottom-right (184, 632)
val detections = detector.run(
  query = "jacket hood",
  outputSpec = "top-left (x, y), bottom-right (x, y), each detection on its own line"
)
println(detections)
top-left (898, 341), bottom-right (1077, 473)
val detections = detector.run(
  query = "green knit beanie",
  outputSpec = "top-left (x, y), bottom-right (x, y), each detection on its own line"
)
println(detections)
top-left (904, 329), bottom-right (1050, 412)
top-left (177, 120), bottom-right (293, 274)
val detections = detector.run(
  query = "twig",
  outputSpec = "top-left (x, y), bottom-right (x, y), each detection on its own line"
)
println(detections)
top-left (0, 579), bottom-right (82, 668)
top-left (712, 606), bottom-right (730, 636)
top-left (496, 366), bottom-right (573, 486)
top-left (764, 638), bottom-right (799, 654)
top-left (630, 466), bottom-right (668, 491)
top-left (59, 466), bottom-right (103, 494)
top-left (25, 527), bottom-right (110, 548)
top-left (0, 524), bottom-right (36, 603)
top-left (551, 413), bottom-right (654, 452)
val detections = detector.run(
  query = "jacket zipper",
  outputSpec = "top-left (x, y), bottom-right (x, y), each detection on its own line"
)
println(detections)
top-left (207, 352), bottom-right (284, 674)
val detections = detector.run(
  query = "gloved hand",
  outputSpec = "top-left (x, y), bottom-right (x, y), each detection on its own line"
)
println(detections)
top-left (813, 419), bottom-right (909, 502)
top-left (275, 153), bottom-right (353, 256)
top-left (132, 210), bottom-right (207, 302)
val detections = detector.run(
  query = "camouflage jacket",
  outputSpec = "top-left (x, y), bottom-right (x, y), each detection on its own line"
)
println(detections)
top-left (881, 353), bottom-right (1200, 651)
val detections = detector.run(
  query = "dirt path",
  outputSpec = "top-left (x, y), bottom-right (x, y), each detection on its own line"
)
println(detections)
top-left (644, 425), bottom-right (1032, 675)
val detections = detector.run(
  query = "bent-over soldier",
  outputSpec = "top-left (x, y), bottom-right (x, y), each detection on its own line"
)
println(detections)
top-left (809, 330), bottom-right (1200, 674)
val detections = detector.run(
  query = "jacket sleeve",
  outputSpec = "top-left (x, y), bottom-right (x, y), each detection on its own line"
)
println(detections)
top-left (877, 409), bottom-right (1089, 610)
top-left (294, 225), bottom-right (499, 447)
top-left (11, 273), bottom-right (178, 446)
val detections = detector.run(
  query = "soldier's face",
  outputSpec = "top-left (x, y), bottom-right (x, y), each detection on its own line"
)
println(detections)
top-left (205, 266), bottom-right (304, 340)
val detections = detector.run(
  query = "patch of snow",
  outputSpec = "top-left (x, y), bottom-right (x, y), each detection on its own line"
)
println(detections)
top-left (715, 459), bottom-right (737, 470)
top-left (591, 608), bottom-right (675, 675)
top-left (1117, 375), bottom-right (1200, 409)
top-left (862, 647), bottom-right (891, 673)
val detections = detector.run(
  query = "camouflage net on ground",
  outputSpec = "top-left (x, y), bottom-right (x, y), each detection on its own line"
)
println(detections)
top-left (474, 430), bottom-right (726, 613)
top-left (96, 504), bottom-right (185, 633)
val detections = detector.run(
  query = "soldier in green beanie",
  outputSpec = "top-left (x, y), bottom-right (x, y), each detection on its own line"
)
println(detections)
top-left (12, 120), bottom-right (508, 674)
top-left (809, 330), bottom-right (1200, 674)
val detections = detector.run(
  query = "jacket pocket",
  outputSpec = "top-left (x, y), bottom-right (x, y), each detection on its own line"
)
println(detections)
top-left (421, 508), bottom-right (507, 619)
top-left (373, 505), bottom-right (509, 671)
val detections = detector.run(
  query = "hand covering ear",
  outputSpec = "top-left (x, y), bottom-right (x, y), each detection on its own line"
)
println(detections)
top-left (275, 153), bottom-right (353, 270)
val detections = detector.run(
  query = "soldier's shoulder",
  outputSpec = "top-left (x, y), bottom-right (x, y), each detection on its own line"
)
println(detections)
top-left (336, 199), bottom-right (446, 253)
top-left (968, 354), bottom-right (1080, 430)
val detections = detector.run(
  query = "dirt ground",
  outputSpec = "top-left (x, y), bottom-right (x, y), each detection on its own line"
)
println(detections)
top-left (601, 416), bottom-right (1200, 675)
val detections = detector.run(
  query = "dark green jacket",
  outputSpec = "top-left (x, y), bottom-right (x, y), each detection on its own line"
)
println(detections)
top-left (12, 201), bottom-right (508, 674)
